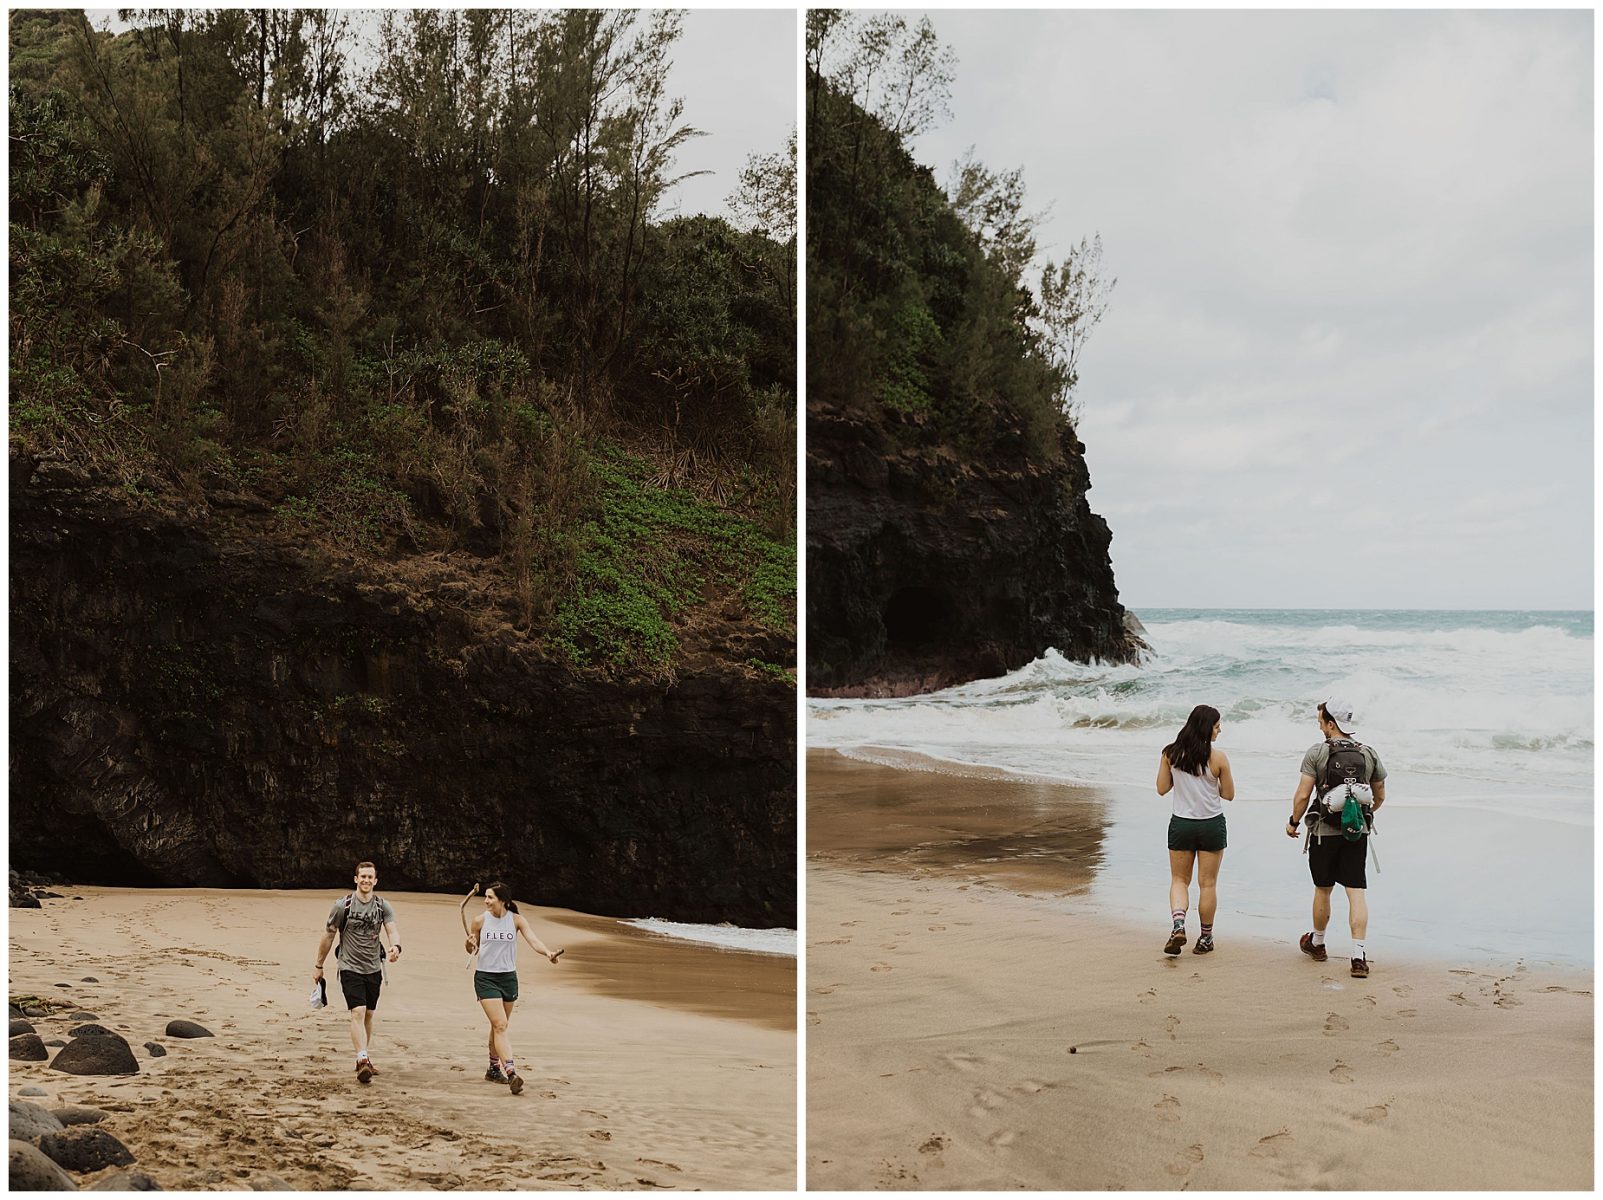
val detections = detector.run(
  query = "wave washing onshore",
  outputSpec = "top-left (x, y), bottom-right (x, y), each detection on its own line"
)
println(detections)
top-left (620, 919), bottom-right (797, 957)
top-left (808, 609), bottom-right (1594, 966)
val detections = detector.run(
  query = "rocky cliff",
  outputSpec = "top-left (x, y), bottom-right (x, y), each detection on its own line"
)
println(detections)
top-left (807, 403), bottom-right (1141, 697)
top-left (10, 455), bottom-right (795, 927)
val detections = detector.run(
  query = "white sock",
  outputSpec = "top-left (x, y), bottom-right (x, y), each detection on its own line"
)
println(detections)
top-left (1311, 930), bottom-right (1326, 946)
top-left (1353, 940), bottom-right (1366, 960)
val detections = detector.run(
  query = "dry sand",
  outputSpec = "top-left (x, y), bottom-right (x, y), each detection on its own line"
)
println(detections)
top-left (806, 751), bottom-right (1593, 1190)
top-left (10, 886), bottom-right (795, 1190)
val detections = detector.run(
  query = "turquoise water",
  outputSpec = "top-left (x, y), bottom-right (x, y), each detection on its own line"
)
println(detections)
top-left (809, 608), bottom-right (1594, 965)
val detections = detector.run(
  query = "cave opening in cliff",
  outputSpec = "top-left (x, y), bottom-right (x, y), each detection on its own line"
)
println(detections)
top-left (883, 586), bottom-right (956, 651)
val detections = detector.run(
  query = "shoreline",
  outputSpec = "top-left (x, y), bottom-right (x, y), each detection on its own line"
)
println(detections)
top-left (9, 886), bottom-right (795, 1191)
top-left (806, 750), bottom-right (1593, 1190)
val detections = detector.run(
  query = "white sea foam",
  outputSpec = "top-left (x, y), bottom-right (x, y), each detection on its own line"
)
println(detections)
top-left (809, 610), bottom-right (1593, 821)
top-left (620, 918), bottom-right (797, 957)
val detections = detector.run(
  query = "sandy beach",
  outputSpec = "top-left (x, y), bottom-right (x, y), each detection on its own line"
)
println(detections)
top-left (10, 886), bottom-right (795, 1190)
top-left (806, 751), bottom-right (1593, 1190)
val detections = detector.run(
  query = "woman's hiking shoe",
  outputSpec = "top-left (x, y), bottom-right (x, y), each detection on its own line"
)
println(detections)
top-left (1351, 957), bottom-right (1370, 979)
top-left (485, 1065), bottom-right (509, 1083)
top-left (507, 1071), bottom-right (525, 1095)
top-left (1298, 932), bottom-right (1327, 962)
top-left (356, 1059), bottom-right (374, 1084)
top-left (1163, 929), bottom-right (1186, 956)
top-left (1193, 935), bottom-right (1214, 954)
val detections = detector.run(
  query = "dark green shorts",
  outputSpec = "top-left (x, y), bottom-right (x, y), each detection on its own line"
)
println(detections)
top-left (473, 970), bottom-right (519, 1002)
top-left (1168, 813), bottom-right (1227, 853)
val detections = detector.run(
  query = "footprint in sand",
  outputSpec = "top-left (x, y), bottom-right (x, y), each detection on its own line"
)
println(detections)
top-left (1249, 1129), bottom-right (1293, 1158)
top-left (1447, 993), bottom-right (1477, 1007)
top-left (1353, 1104), bottom-right (1389, 1124)
top-left (919, 1135), bottom-right (947, 1155)
top-left (879, 942), bottom-right (900, 950)
top-left (1138, 988), bottom-right (1158, 1005)
top-left (1162, 1015), bottom-right (1181, 1040)
top-left (987, 1130), bottom-right (1018, 1149)
top-left (1539, 986), bottom-right (1574, 994)
top-left (1376, 1039), bottom-right (1400, 1056)
top-left (870, 963), bottom-right (893, 973)
top-left (944, 1052), bottom-right (982, 1073)
top-left (928, 925), bottom-right (946, 932)
top-left (1166, 1143), bottom-right (1205, 1177)
top-left (807, 1011), bottom-right (821, 1026)
top-left (841, 921), bottom-right (862, 928)
top-left (1449, 969), bottom-right (1477, 977)
top-left (1013, 1079), bottom-right (1049, 1095)
top-left (1392, 985), bottom-right (1413, 997)
top-left (1494, 995), bottom-right (1523, 1009)
top-left (1323, 1013), bottom-right (1349, 1035)
top-left (1396, 1008), bottom-right (1417, 1019)
top-left (969, 1089), bottom-right (1006, 1118)
top-left (588, 1130), bottom-right (611, 1141)
top-left (1129, 1039), bottom-right (1153, 1055)
top-left (1329, 1062), bottom-right (1354, 1084)
top-left (815, 938), bottom-right (851, 946)
top-left (1153, 1094), bottom-right (1181, 1123)
top-left (1149, 1063), bottom-right (1224, 1086)
top-left (812, 986), bottom-right (836, 996)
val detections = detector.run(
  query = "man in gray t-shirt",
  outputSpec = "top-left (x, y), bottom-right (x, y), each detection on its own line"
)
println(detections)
top-left (313, 861), bottom-right (401, 1083)
top-left (1285, 699), bottom-right (1387, 980)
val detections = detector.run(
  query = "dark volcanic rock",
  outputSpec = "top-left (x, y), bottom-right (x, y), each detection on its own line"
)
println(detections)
top-left (79, 978), bottom-right (98, 984)
top-left (162, 1021), bottom-right (210, 1039)
top-left (10, 1139), bottom-right (78, 1190)
top-left (12, 894), bottom-right (41, 910)
top-left (142, 1043), bottom-right (166, 1058)
top-left (39, 1127), bottom-right (135, 1172)
top-left (67, 1012), bottom-right (98, 1021)
top-left (49, 1106), bottom-right (108, 1127)
top-left (65, 1025), bottom-right (121, 1041)
top-left (11, 1019), bottom-right (36, 1036)
top-left (19, 1087), bottom-right (49, 1098)
top-left (11, 1034), bottom-right (49, 1061)
top-left (88, 1170), bottom-right (163, 1190)
top-left (10, 454), bottom-right (794, 926)
top-left (807, 408), bottom-right (1143, 695)
top-left (49, 1037), bottom-right (139, 1076)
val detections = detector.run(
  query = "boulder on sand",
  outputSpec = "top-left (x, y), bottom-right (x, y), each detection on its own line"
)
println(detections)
top-left (9, 1139), bottom-right (77, 1190)
top-left (11, 1033), bottom-right (49, 1061)
top-left (9, 1100), bottom-right (65, 1142)
top-left (49, 1037), bottom-right (139, 1076)
top-left (162, 1021), bottom-right (211, 1039)
top-left (39, 1127), bottom-right (136, 1173)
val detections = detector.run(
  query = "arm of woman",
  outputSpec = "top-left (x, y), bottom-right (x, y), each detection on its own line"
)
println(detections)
top-left (464, 912), bottom-right (484, 956)
top-left (1156, 753), bottom-right (1173, 796)
top-left (514, 914), bottom-right (564, 963)
top-left (1213, 749), bottom-right (1235, 801)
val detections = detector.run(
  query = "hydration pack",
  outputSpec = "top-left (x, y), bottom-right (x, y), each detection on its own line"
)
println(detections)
top-left (1309, 738), bottom-right (1373, 841)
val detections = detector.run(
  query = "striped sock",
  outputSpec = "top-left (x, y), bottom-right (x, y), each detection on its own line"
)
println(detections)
top-left (489, 1056), bottom-right (500, 1069)
top-left (1199, 922), bottom-right (1213, 941)
top-left (503, 1058), bottom-right (516, 1075)
top-left (1171, 909), bottom-right (1186, 931)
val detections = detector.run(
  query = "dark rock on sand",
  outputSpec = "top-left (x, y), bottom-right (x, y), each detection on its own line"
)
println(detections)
top-left (9, 1004), bottom-right (23, 1018)
top-left (12, 895), bottom-right (41, 910)
top-left (49, 1106), bottom-right (108, 1127)
top-left (9, 453), bottom-right (795, 927)
top-left (39, 1127), bottom-right (136, 1173)
top-left (45, 1039), bottom-right (66, 1048)
top-left (88, 1169), bottom-right (163, 1191)
top-left (36, 891), bottom-right (63, 900)
top-left (79, 978), bottom-right (98, 984)
top-left (142, 1043), bottom-right (166, 1058)
top-left (9, 1099), bottom-right (65, 1141)
top-left (19, 1087), bottom-right (49, 1097)
top-left (162, 1021), bottom-right (211, 1039)
top-left (49, 1037), bottom-right (139, 1076)
top-left (11, 1034), bottom-right (49, 1061)
top-left (66, 1025), bottom-right (122, 1042)
top-left (11, 1019), bottom-right (36, 1036)
top-left (67, 1012), bottom-right (99, 1021)
top-left (10, 1139), bottom-right (78, 1190)
top-left (24, 1007), bottom-right (49, 1018)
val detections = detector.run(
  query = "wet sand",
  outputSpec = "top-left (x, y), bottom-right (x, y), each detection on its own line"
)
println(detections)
top-left (807, 750), bottom-right (1593, 1190)
top-left (10, 887), bottom-right (795, 1190)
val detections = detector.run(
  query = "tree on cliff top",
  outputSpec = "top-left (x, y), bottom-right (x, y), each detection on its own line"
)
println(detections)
top-left (806, 10), bottom-right (1113, 453)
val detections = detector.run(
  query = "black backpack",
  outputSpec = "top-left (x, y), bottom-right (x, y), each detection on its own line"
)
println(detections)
top-left (1306, 739), bottom-right (1374, 839)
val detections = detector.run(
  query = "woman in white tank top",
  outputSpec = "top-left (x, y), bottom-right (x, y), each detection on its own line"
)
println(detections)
top-left (465, 882), bottom-right (564, 1094)
top-left (1156, 705), bottom-right (1235, 956)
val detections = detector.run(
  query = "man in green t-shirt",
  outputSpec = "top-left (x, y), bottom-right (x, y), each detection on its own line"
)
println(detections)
top-left (1284, 699), bottom-right (1387, 978)
top-left (312, 861), bottom-right (401, 1083)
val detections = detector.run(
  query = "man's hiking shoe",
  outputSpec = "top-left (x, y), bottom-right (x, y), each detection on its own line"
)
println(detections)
top-left (485, 1065), bottom-right (509, 1083)
top-left (507, 1071), bottom-right (525, 1095)
top-left (1351, 957), bottom-right (1370, 979)
top-left (1193, 935), bottom-right (1214, 954)
top-left (356, 1059), bottom-right (374, 1084)
top-left (1298, 932), bottom-right (1327, 962)
top-left (1163, 929), bottom-right (1186, 956)
top-left (364, 1059), bottom-right (379, 1076)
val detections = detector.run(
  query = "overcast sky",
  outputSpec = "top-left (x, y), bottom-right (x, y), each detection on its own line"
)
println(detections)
top-left (902, 10), bottom-right (1592, 611)
top-left (85, 9), bottom-right (796, 224)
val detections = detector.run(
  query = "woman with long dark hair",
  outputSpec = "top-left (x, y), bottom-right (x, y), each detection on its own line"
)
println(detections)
top-left (463, 882), bottom-right (564, 1094)
top-left (1156, 704), bottom-right (1235, 955)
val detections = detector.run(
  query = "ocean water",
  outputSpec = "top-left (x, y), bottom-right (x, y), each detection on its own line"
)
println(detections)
top-left (621, 918), bottom-right (798, 957)
top-left (809, 609), bottom-right (1594, 965)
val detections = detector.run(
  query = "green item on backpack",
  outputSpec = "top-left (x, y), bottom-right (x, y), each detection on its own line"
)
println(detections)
top-left (1339, 791), bottom-right (1366, 841)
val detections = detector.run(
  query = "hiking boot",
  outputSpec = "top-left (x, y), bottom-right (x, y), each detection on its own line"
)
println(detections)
top-left (1298, 932), bottom-right (1327, 962)
top-left (506, 1070), bottom-right (524, 1096)
top-left (1163, 928), bottom-right (1186, 956)
top-left (364, 1058), bottom-right (379, 1076)
top-left (485, 1065), bottom-right (509, 1084)
top-left (1193, 935), bottom-right (1214, 954)
top-left (356, 1059), bottom-right (374, 1084)
top-left (1351, 957), bottom-right (1370, 979)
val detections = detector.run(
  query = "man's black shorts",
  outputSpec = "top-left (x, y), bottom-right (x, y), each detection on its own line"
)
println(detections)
top-left (1308, 831), bottom-right (1367, 889)
top-left (339, 970), bottom-right (383, 1011)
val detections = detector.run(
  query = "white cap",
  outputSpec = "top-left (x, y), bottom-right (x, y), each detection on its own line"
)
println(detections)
top-left (308, 978), bottom-right (328, 1011)
top-left (1323, 698), bottom-right (1357, 731)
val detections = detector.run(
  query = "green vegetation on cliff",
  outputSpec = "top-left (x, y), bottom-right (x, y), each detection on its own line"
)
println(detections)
top-left (806, 11), bottom-right (1112, 461)
top-left (10, 9), bottom-right (794, 677)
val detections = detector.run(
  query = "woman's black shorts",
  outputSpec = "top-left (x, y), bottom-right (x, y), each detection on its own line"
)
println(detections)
top-left (1167, 813), bottom-right (1227, 853)
top-left (1308, 831), bottom-right (1368, 889)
